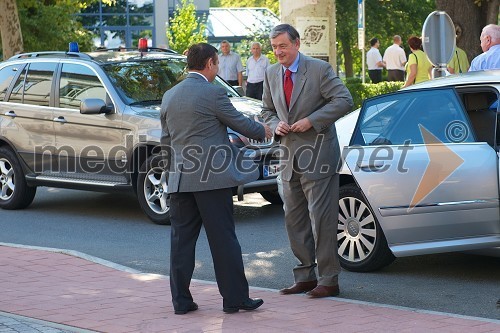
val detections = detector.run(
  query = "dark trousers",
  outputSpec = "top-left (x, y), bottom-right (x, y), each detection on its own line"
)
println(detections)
top-left (368, 70), bottom-right (382, 83)
top-left (227, 80), bottom-right (239, 86)
top-left (387, 69), bottom-right (405, 81)
top-left (246, 81), bottom-right (264, 100)
top-left (169, 188), bottom-right (249, 311)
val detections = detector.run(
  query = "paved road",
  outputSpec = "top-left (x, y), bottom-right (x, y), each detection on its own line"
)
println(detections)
top-left (1, 187), bottom-right (499, 320)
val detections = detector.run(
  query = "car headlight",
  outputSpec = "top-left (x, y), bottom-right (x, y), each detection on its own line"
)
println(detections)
top-left (228, 133), bottom-right (245, 148)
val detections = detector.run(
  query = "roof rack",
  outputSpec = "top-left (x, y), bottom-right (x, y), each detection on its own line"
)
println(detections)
top-left (93, 47), bottom-right (178, 54)
top-left (8, 51), bottom-right (92, 60)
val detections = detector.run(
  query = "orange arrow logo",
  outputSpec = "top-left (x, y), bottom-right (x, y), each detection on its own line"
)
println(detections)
top-left (408, 125), bottom-right (464, 210)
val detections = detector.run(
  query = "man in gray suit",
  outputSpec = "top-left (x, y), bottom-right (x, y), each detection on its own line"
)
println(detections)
top-left (161, 43), bottom-right (272, 314)
top-left (262, 24), bottom-right (353, 298)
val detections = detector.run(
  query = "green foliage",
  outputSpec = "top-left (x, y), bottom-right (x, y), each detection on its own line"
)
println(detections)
top-left (344, 81), bottom-right (404, 109)
top-left (15, 0), bottom-right (93, 52)
top-left (167, 0), bottom-right (207, 53)
top-left (336, 0), bottom-right (436, 77)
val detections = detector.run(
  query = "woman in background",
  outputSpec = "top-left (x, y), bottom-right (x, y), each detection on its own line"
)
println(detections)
top-left (403, 36), bottom-right (433, 88)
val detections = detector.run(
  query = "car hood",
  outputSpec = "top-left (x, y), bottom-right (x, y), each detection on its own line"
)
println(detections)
top-left (129, 97), bottom-right (262, 119)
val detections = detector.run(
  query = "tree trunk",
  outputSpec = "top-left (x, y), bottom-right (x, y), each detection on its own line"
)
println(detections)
top-left (435, 0), bottom-right (498, 63)
top-left (0, 0), bottom-right (23, 60)
top-left (343, 46), bottom-right (354, 78)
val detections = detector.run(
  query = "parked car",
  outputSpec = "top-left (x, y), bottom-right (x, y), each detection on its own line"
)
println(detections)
top-left (0, 46), bottom-right (280, 225)
top-left (335, 70), bottom-right (500, 271)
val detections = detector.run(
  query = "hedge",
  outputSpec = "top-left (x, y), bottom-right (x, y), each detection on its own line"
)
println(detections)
top-left (344, 78), bottom-right (404, 111)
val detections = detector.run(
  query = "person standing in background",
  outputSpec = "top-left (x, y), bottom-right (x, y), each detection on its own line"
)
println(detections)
top-left (383, 35), bottom-right (407, 81)
top-left (447, 46), bottom-right (469, 74)
top-left (246, 42), bottom-right (270, 100)
top-left (403, 36), bottom-right (432, 88)
top-left (366, 37), bottom-right (385, 83)
top-left (469, 24), bottom-right (500, 71)
top-left (261, 24), bottom-right (353, 299)
top-left (218, 40), bottom-right (244, 86)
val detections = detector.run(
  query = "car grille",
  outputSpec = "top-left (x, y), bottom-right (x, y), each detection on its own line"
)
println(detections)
top-left (247, 137), bottom-right (274, 148)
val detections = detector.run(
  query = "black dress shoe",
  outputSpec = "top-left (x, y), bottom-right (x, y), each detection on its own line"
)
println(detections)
top-left (174, 302), bottom-right (198, 315)
top-left (223, 298), bottom-right (264, 313)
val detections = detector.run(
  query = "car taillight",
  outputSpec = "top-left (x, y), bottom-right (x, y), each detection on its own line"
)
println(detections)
top-left (138, 38), bottom-right (148, 52)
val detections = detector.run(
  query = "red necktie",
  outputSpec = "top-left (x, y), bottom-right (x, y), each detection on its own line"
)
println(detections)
top-left (284, 69), bottom-right (293, 108)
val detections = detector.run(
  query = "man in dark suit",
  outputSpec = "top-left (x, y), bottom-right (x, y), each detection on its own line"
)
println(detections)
top-left (160, 43), bottom-right (272, 314)
top-left (262, 24), bottom-right (353, 298)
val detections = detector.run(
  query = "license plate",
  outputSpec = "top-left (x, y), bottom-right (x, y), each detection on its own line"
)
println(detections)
top-left (263, 164), bottom-right (280, 177)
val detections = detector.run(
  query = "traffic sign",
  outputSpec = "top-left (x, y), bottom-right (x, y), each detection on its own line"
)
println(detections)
top-left (422, 11), bottom-right (456, 67)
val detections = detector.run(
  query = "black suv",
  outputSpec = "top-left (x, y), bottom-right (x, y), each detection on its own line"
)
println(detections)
top-left (0, 47), bottom-right (280, 224)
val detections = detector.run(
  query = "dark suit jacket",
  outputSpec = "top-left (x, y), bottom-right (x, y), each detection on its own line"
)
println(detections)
top-left (160, 73), bottom-right (265, 193)
top-left (261, 54), bottom-right (353, 181)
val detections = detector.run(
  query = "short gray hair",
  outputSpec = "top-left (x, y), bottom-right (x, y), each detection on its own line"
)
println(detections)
top-left (270, 24), bottom-right (300, 43)
top-left (251, 41), bottom-right (262, 48)
top-left (482, 24), bottom-right (500, 41)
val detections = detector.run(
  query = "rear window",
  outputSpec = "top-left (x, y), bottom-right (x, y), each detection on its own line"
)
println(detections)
top-left (0, 64), bottom-right (21, 101)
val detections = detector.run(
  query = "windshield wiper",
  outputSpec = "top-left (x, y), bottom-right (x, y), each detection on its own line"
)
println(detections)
top-left (129, 99), bottom-right (162, 106)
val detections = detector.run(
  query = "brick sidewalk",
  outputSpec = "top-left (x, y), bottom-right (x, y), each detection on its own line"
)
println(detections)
top-left (1, 244), bottom-right (499, 333)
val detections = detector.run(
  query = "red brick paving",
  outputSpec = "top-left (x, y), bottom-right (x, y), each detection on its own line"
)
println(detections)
top-left (1, 245), bottom-right (499, 333)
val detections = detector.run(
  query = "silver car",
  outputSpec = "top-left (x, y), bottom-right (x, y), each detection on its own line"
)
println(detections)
top-left (335, 70), bottom-right (500, 271)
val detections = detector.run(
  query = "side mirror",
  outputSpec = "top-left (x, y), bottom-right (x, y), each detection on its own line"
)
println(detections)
top-left (80, 98), bottom-right (112, 114)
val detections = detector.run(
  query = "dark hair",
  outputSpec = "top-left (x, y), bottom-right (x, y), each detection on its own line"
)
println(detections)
top-left (270, 24), bottom-right (300, 42)
top-left (187, 43), bottom-right (218, 70)
top-left (370, 38), bottom-right (379, 46)
top-left (407, 36), bottom-right (422, 50)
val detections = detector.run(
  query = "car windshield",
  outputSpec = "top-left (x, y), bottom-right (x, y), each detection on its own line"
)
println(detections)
top-left (101, 58), bottom-right (240, 105)
top-left (101, 58), bottom-right (187, 105)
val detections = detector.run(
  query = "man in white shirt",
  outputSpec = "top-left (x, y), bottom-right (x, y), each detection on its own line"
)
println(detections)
top-left (245, 42), bottom-right (270, 100)
top-left (383, 35), bottom-right (407, 81)
top-left (218, 40), bottom-right (244, 86)
top-left (366, 37), bottom-right (384, 83)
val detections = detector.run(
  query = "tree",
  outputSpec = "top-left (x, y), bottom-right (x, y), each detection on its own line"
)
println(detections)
top-left (167, 0), bottom-right (207, 53)
top-left (0, 0), bottom-right (111, 60)
top-left (18, 0), bottom-right (94, 53)
top-left (436, 0), bottom-right (499, 61)
top-left (0, 0), bottom-right (23, 60)
top-left (336, 0), bottom-right (435, 78)
top-left (210, 0), bottom-right (279, 16)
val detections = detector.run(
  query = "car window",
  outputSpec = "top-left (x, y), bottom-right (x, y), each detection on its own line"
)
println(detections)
top-left (0, 64), bottom-right (21, 101)
top-left (101, 59), bottom-right (187, 104)
top-left (213, 77), bottom-right (240, 97)
top-left (8, 62), bottom-right (57, 106)
top-left (352, 88), bottom-right (474, 146)
top-left (59, 63), bottom-right (108, 110)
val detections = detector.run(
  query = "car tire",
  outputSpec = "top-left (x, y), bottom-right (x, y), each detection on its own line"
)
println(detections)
top-left (260, 190), bottom-right (282, 204)
top-left (337, 183), bottom-right (395, 272)
top-left (137, 154), bottom-right (170, 225)
top-left (0, 147), bottom-right (36, 210)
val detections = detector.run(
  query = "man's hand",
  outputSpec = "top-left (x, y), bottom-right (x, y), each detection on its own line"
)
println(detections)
top-left (275, 120), bottom-right (291, 136)
top-left (255, 116), bottom-right (273, 140)
top-left (290, 118), bottom-right (312, 133)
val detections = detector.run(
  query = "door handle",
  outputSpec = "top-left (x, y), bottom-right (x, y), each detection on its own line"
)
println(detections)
top-left (4, 111), bottom-right (16, 117)
top-left (53, 116), bottom-right (67, 123)
top-left (357, 162), bottom-right (385, 171)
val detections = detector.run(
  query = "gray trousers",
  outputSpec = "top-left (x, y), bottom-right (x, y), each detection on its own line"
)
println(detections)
top-left (278, 172), bottom-right (341, 286)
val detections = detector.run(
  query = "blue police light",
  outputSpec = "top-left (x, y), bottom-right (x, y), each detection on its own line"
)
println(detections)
top-left (68, 42), bottom-right (79, 53)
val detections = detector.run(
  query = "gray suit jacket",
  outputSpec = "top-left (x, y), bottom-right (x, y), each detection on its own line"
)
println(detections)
top-left (261, 54), bottom-right (353, 181)
top-left (161, 73), bottom-right (265, 193)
